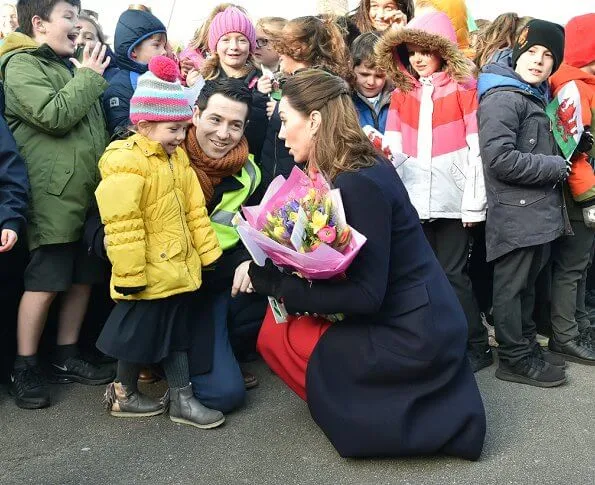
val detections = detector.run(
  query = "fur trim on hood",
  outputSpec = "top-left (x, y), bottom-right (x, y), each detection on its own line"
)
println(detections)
top-left (375, 12), bottom-right (473, 92)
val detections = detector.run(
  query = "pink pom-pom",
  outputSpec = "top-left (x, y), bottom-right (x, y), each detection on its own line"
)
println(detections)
top-left (148, 56), bottom-right (180, 82)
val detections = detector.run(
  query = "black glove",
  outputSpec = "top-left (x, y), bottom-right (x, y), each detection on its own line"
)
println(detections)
top-left (248, 259), bottom-right (283, 298)
top-left (577, 129), bottom-right (594, 155)
top-left (114, 285), bottom-right (146, 296)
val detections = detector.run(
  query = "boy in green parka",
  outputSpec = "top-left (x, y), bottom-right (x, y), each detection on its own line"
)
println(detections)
top-left (0, 0), bottom-right (114, 409)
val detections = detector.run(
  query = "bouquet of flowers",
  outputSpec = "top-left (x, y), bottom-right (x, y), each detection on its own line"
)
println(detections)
top-left (261, 188), bottom-right (352, 254)
top-left (234, 166), bottom-right (366, 281)
top-left (233, 167), bottom-right (366, 323)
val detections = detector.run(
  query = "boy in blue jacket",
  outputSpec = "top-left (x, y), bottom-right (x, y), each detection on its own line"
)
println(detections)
top-left (350, 32), bottom-right (392, 133)
top-left (0, 87), bottom-right (27, 253)
top-left (103, 7), bottom-right (166, 136)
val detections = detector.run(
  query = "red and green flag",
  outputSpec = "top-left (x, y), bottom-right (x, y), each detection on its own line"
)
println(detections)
top-left (546, 81), bottom-right (584, 160)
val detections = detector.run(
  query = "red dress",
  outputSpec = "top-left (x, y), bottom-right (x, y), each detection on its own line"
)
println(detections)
top-left (257, 307), bottom-right (330, 401)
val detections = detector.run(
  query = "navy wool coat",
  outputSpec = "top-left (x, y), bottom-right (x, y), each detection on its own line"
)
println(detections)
top-left (275, 160), bottom-right (486, 460)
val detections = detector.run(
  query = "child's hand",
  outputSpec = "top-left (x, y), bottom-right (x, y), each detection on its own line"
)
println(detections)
top-left (231, 260), bottom-right (253, 297)
top-left (266, 100), bottom-right (277, 119)
top-left (186, 68), bottom-right (202, 87)
top-left (257, 76), bottom-right (273, 95)
top-left (180, 58), bottom-right (195, 78)
top-left (70, 42), bottom-right (111, 76)
top-left (0, 228), bottom-right (18, 252)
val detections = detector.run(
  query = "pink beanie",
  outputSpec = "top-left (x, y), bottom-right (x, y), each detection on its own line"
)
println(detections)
top-left (208, 7), bottom-right (256, 53)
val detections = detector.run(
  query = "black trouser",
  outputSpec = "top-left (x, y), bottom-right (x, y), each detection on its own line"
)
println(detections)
top-left (468, 223), bottom-right (494, 314)
top-left (551, 220), bottom-right (594, 342)
top-left (423, 219), bottom-right (486, 350)
top-left (492, 244), bottom-right (551, 365)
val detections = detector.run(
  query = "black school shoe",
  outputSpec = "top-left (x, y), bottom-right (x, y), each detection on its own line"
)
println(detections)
top-left (548, 334), bottom-right (595, 366)
top-left (51, 355), bottom-right (115, 385)
top-left (531, 344), bottom-right (567, 368)
top-left (10, 364), bottom-right (50, 409)
top-left (495, 355), bottom-right (567, 388)
top-left (468, 347), bottom-right (494, 373)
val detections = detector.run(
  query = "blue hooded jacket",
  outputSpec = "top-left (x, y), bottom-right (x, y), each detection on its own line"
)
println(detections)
top-left (477, 49), bottom-right (549, 104)
top-left (102, 9), bottom-right (167, 136)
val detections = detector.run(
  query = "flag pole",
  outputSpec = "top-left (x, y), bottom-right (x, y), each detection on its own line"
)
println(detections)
top-left (167, 0), bottom-right (177, 29)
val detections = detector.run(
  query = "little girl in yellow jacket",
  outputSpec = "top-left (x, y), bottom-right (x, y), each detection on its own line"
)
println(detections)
top-left (95, 56), bottom-right (224, 429)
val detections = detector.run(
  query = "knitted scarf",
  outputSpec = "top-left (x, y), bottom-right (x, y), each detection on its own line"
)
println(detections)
top-left (183, 129), bottom-right (249, 203)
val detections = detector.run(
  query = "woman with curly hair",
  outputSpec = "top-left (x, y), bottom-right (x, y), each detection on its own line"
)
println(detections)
top-left (256, 15), bottom-right (351, 190)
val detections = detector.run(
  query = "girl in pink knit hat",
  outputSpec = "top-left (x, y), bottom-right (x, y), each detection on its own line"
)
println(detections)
top-left (200, 6), bottom-right (268, 161)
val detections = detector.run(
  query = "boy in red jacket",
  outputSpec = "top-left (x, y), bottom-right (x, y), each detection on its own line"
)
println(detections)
top-left (548, 13), bottom-right (595, 365)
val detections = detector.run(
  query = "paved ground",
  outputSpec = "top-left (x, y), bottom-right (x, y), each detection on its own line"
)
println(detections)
top-left (0, 358), bottom-right (594, 485)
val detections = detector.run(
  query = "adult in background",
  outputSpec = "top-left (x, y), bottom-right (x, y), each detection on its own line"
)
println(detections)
top-left (257, 15), bottom-right (351, 191)
top-left (348, 0), bottom-right (414, 34)
top-left (0, 3), bottom-right (18, 43)
top-left (249, 69), bottom-right (486, 460)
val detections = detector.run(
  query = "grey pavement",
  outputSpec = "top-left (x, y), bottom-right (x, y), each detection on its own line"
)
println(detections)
top-left (0, 359), bottom-right (594, 485)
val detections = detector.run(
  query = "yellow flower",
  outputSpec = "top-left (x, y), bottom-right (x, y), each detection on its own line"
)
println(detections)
top-left (310, 210), bottom-right (329, 233)
top-left (289, 211), bottom-right (298, 222)
top-left (273, 226), bottom-right (287, 240)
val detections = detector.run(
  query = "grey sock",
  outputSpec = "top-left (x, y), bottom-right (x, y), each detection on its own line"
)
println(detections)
top-left (162, 351), bottom-right (190, 389)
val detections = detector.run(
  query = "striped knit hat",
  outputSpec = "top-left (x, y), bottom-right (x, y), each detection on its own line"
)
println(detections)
top-left (130, 56), bottom-right (193, 124)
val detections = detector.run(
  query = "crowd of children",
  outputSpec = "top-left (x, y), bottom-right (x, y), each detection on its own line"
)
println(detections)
top-left (0, 0), bottom-right (594, 457)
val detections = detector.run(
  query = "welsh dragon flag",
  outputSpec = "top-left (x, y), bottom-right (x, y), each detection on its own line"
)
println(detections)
top-left (546, 81), bottom-right (584, 160)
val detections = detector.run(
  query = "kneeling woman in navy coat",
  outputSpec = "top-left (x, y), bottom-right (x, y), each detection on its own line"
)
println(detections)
top-left (247, 69), bottom-right (486, 460)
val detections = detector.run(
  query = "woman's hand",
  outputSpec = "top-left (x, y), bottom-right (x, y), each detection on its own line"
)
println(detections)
top-left (266, 100), bottom-right (277, 119)
top-left (248, 260), bottom-right (283, 298)
top-left (463, 222), bottom-right (479, 228)
top-left (257, 76), bottom-right (273, 95)
top-left (387, 11), bottom-right (408, 29)
top-left (231, 260), bottom-right (254, 297)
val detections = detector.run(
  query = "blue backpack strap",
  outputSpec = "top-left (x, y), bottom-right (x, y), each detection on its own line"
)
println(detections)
top-left (130, 71), bottom-right (140, 90)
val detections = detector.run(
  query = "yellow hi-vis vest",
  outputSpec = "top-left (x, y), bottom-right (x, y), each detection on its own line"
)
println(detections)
top-left (210, 154), bottom-right (261, 250)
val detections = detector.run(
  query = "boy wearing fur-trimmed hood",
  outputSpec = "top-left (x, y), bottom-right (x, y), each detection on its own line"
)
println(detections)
top-left (376, 11), bottom-right (489, 369)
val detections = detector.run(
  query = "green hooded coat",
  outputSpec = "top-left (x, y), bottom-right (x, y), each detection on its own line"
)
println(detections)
top-left (0, 33), bottom-right (109, 250)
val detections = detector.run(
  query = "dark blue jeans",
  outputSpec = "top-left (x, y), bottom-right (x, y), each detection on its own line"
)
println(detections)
top-left (190, 291), bottom-right (245, 413)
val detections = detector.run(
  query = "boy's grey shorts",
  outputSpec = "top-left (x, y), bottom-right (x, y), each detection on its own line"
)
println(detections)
top-left (24, 241), bottom-right (107, 292)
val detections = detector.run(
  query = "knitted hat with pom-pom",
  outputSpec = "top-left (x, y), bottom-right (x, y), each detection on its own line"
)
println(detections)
top-left (208, 7), bottom-right (256, 53)
top-left (130, 56), bottom-right (193, 124)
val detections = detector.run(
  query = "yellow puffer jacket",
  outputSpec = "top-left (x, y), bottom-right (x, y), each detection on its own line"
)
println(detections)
top-left (95, 134), bottom-right (222, 301)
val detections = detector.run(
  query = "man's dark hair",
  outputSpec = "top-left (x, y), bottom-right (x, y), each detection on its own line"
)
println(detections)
top-left (17, 0), bottom-right (81, 38)
top-left (350, 31), bottom-right (381, 68)
top-left (196, 79), bottom-right (253, 121)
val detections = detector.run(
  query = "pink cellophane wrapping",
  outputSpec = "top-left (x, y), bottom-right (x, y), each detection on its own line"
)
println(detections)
top-left (237, 167), bottom-right (367, 280)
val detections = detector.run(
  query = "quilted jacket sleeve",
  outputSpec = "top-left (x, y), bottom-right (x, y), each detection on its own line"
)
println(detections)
top-left (182, 164), bottom-right (222, 267)
top-left (458, 85), bottom-right (487, 222)
top-left (95, 147), bottom-right (147, 288)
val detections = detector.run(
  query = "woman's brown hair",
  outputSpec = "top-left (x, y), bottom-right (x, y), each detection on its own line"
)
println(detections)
top-left (349, 0), bottom-right (414, 34)
top-left (281, 69), bottom-right (378, 181)
top-left (474, 13), bottom-right (532, 68)
top-left (272, 16), bottom-right (352, 80)
top-left (256, 16), bottom-right (287, 38)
